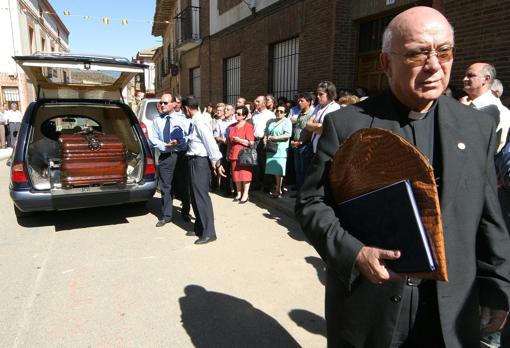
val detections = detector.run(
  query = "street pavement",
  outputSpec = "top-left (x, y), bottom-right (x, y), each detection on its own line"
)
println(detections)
top-left (0, 147), bottom-right (12, 161)
top-left (0, 157), bottom-right (326, 347)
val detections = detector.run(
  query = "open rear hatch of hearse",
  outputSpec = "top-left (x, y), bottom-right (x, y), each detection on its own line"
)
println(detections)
top-left (13, 53), bottom-right (154, 194)
top-left (13, 52), bottom-right (146, 101)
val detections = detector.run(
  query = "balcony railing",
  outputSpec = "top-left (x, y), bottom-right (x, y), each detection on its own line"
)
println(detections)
top-left (175, 6), bottom-right (201, 51)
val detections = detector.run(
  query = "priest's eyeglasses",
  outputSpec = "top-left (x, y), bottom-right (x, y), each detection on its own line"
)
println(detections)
top-left (390, 46), bottom-right (455, 67)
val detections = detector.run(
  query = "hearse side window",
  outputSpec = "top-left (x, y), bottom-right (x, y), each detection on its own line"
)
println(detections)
top-left (50, 116), bottom-right (102, 134)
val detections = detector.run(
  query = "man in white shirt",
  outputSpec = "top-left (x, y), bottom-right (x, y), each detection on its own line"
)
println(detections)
top-left (5, 102), bottom-right (22, 148)
top-left (216, 104), bottom-right (236, 196)
top-left (251, 96), bottom-right (275, 191)
top-left (462, 63), bottom-right (510, 153)
top-left (182, 95), bottom-right (225, 245)
top-left (0, 104), bottom-right (6, 148)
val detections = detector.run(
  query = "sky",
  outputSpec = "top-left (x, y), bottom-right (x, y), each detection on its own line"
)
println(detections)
top-left (50, 0), bottom-right (161, 59)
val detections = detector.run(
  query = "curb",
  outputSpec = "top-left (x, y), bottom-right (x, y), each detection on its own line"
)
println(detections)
top-left (250, 190), bottom-right (296, 220)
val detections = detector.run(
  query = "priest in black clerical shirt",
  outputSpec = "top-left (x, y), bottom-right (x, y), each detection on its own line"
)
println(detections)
top-left (296, 6), bottom-right (510, 348)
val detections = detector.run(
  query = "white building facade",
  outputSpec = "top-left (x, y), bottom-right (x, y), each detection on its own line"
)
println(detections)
top-left (0, 0), bottom-right (69, 111)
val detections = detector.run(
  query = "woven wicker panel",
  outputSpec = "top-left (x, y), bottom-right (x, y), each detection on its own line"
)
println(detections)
top-left (329, 128), bottom-right (447, 281)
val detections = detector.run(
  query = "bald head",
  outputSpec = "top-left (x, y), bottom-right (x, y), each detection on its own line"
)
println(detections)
top-left (383, 7), bottom-right (453, 53)
top-left (380, 6), bottom-right (454, 112)
top-left (463, 62), bottom-right (496, 99)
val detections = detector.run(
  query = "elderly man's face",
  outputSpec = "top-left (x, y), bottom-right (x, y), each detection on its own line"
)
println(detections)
top-left (381, 15), bottom-right (453, 111)
top-left (224, 105), bottom-right (235, 118)
top-left (463, 63), bottom-right (489, 98)
top-left (254, 97), bottom-right (266, 111)
top-left (159, 94), bottom-right (174, 114)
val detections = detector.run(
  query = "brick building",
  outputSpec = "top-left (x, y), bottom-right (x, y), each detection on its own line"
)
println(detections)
top-left (151, 0), bottom-right (510, 106)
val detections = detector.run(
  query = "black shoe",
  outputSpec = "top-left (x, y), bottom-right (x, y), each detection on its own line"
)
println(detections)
top-left (156, 219), bottom-right (171, 227)
top-left (194, 236), bottom-right (217, 245)
top-left (233, 197), bottom-right (241, 202)
top-left (185, 231), bottom-right (196, 236)
top-left (239, 197), bottom-right (249, 204)
top-left (182, 214), bottom-right (191, 222)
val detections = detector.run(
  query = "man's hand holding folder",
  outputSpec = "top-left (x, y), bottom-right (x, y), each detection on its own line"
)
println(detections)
top-left (355, 247), bottom-right (404, 284)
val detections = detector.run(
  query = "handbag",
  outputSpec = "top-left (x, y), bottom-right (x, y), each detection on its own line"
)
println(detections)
top-left (265, 140), bottom-right (278, 153)
top-left (237, 144), bottom-right (258, 167)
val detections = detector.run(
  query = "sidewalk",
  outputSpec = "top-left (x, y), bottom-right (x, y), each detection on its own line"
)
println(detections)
top-left (250, 188), bottom-right (297, 220)
top-left (0, 147), bottom-right (12, 161)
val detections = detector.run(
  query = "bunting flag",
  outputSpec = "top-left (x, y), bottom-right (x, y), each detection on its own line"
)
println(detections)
top-left (53, 9), bottom-right (175, 25)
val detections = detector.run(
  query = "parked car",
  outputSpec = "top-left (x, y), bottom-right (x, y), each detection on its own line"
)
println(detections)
top-left (10, 52), bottom-right (157, 217)
top-left (136, 98), bottom-right (160, 142)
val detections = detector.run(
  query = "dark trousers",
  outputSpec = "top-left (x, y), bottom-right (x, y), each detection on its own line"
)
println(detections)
top-left (187, 156), bottom-right (216, 238)
top-left (393, 281), bottom-right (445, 348)
top-left (498, 187), bottom-right (510, 347)
top-left (7, 122), bottom-right (21, 148)
top-left (293, 144), bottom-right (313, 191)
top-left (252, 139), bottom-right (271, 191)
top-left (173, 152), bottom-right (191, 216)
top-left (158, 152), bottom-right (179, 220)
top-left (218, 142), bottom-right (232, 196)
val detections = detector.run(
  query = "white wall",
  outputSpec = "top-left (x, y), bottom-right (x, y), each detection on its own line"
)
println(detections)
top-left (209, 0), bottom-right (280, 36)
top-left (0, 0), bottom-right (22, 74)
top-left (145, 62), bottom-right (155, 93)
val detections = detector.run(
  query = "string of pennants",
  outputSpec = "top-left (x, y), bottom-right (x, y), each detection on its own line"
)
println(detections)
top-left (21, 8), bottom-right (175, 26)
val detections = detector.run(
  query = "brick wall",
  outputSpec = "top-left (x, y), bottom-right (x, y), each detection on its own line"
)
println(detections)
top-left (332, 0), bottom-right (356, 90)
top-left (196, 0), bottom-right (338, 105)
top-left (443, 0), bottom-right (510, 97)
top-left (172, 0), bottom-right (510, 106)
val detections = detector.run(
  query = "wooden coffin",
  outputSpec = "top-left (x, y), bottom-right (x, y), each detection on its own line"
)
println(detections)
top-left (59, 132), bottom-right (127, 188)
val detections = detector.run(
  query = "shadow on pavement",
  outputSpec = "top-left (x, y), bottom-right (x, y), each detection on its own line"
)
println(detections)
top-left (15, 197), bottom-right (175, 232)
top-left (305, 256), bottom-right (326, 286)
top-left (288, 309), bottom-right (326, 337)
top-left (179, 285), bottom-right (300, 348)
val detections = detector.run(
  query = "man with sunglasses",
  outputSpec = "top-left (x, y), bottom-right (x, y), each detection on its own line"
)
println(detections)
top-left (296, 6), bottom-right (510, 347)
top-left (150, 93), bottom-right (191, 227)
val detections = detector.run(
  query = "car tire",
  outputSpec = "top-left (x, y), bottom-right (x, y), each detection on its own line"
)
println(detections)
top-left (14, 205), bottom-right (32, 218)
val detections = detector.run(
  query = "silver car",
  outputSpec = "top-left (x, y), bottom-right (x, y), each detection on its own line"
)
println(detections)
top-left (9, 53), bottom-right (157, 217)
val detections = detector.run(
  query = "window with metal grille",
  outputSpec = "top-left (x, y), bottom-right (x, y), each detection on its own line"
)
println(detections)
top-left (190, 67), bottom-right (201, 101)
top-left (223, 55), bottom-right (240, 105)
top-left (269, 37), bottom-right (299, 101)
top-left (2, 88), bottom-right (19, 102)
top-left (358, 16), bottom-right (392, 53)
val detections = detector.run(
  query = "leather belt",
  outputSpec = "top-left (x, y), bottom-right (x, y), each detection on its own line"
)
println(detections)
top-left (405, 276), bottom-right (422, 286)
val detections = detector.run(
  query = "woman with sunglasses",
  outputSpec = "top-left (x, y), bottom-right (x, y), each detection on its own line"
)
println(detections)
top-left (228, 106), bottom-right (255, 203)
top-left (264, 105), bottom-right (292, 198)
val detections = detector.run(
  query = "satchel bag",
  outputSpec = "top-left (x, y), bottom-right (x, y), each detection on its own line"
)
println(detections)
top-left (265, 140), bottom-right (278, 153)
top-left (237, 144), bottom-right (258, 167)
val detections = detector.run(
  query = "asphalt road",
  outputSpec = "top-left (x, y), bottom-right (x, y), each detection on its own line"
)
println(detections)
top-left (0, 160), bottom-right (326, 348)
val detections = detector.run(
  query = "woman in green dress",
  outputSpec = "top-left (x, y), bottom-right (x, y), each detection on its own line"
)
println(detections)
top-left (264, 105), bottom-right (292, 198)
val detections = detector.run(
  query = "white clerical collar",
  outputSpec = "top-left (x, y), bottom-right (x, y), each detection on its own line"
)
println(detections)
top-left (408, 110), bottom-right (428, 120)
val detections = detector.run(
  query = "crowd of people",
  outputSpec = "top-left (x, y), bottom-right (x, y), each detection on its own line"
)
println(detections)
top-left (194, 87), bottom-right (366, 201)
top-left (143, 5), bottom-right (510, 348)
